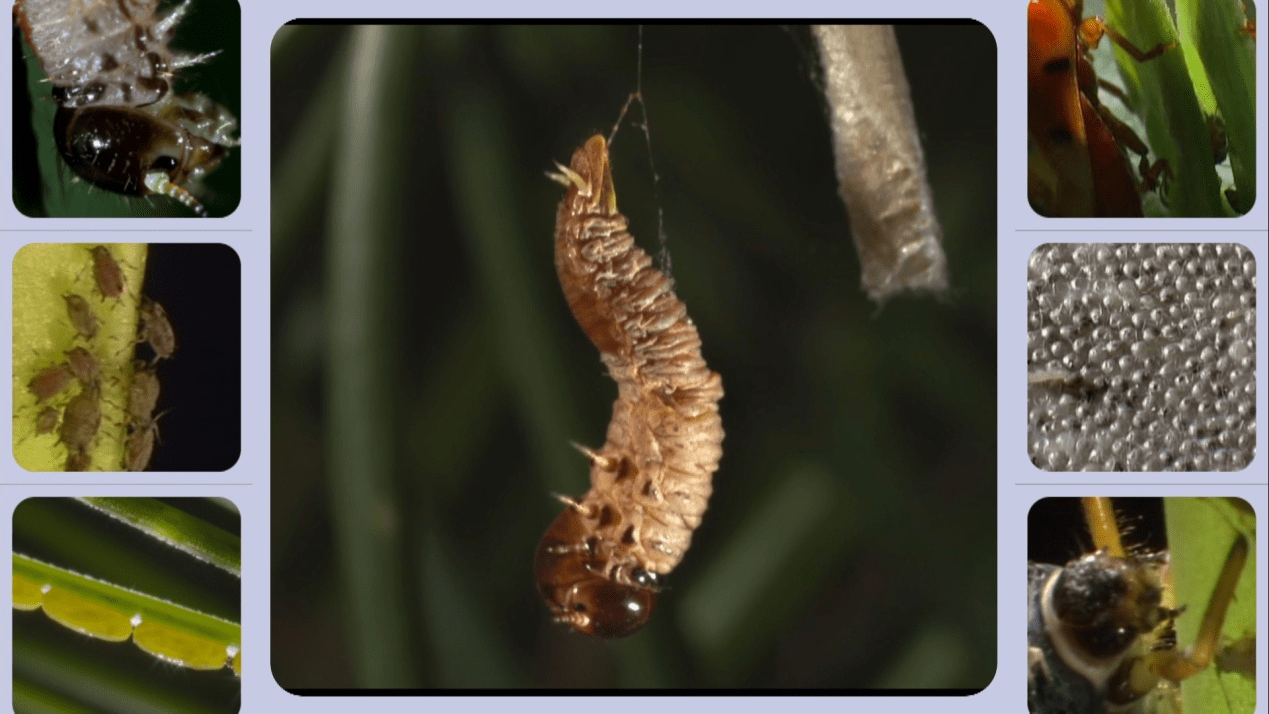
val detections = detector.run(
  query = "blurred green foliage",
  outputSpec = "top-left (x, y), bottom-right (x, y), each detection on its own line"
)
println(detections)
top-left (271, 24), bottom-right (996, 690)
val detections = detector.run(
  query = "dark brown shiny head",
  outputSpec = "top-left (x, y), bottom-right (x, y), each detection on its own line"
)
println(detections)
top-left (534, 507), bottom-right (657, 638)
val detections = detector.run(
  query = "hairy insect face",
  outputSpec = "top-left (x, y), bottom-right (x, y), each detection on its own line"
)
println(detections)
top-left (1029, 555), bottom-right (1165, 714)
top-left (534, 508), bottom-right (657, 639)
top-left (1049, 550), bottom-right (1168, 661)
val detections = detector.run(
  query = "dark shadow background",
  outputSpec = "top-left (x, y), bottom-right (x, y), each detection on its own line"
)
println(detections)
top-left (142, 244), bottom-right (241, 471)
top-left (271, 23), bottom-right (997, 690)
top-left (11, 0), bottom-right (241, 217)
top-left (1028, 497), bottom-right (1169, 566)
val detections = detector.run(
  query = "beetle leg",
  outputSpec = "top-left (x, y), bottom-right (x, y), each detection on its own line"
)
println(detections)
top-left (1081, 17), bottom-right (1175, 61)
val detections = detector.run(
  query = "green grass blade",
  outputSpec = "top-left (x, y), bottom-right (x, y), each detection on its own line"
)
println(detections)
top-left (1175, 0), bottom-right (1256, 212)
top-left (1106, 0), bottom-right (1226, 215)
top-left (76, 498), bottom-right (241, 577)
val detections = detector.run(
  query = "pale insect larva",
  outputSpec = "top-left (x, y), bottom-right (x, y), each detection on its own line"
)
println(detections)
top-left (14, 0), bottom-right (238, 216)
top-left (535, 134), bottom-right (724, 638)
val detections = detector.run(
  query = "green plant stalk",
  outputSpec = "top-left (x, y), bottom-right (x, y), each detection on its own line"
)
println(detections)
top-left (1107, 0), bottom-right (1225, 216)
top-left (1164, 498), bottom-right (1256, 714)
top-left (325, 25), bottom-right (417, 687)
top-left (76, 498), bottom-right (241, 577)
top-left (1176, 0), bottom-right (1256, 213)
top-left (13, 244), bottom-right (146, 471)
top-left (14, 554), bottom-right (240, 648)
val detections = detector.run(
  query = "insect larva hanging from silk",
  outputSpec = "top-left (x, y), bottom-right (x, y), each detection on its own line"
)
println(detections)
top-left (535, 134), bottom-right (725, 638)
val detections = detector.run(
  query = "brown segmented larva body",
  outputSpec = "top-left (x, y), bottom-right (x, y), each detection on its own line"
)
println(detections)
top-left (536, 134), bottom-right (724, 638)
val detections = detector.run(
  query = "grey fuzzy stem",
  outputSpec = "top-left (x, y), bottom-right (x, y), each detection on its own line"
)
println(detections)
top-left (813, 25), bottom-right (948, 303)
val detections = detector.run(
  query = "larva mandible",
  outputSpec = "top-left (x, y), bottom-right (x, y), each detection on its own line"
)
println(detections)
top-left (535, 134), bottom-right (725, 638)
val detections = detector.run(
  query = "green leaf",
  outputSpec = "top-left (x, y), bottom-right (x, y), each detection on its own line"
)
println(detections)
top-left (13, 244), bottom-right (146, 472)
top-left (1164, 498), bottom-right (1256, 714)
top-left (1104, 0), bottom-right (1228, 215)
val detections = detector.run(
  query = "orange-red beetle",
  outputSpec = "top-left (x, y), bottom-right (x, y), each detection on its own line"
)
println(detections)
top-left (1028, 0), bottom-right (1172, 217)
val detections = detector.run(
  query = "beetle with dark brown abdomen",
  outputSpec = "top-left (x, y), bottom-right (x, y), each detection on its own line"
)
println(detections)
top-left (536, 134), bottom-right (724, 638)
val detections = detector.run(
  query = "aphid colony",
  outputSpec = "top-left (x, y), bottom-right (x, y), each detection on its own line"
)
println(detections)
top-left (14, 0), bottom-right (238, 216)
top-left (23, 246), bottom-right (176, 471)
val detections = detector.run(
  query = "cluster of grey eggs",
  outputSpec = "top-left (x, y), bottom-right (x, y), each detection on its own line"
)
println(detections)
top-left (1027, 243), bottom-right (1255, 471)
top-left (25, 246), bottom-right (177, 470)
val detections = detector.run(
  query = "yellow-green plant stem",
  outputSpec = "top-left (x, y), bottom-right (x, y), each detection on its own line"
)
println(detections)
top-left (13, 554), bottom-right (240, 672)
top-left (1165, 498), bottom-right (1256, 714)
top-left (13, 244), bottom-right (146, 471)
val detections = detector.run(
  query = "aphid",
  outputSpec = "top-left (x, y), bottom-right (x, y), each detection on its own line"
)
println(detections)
top-left (124, 412), bottom-right (166, 472)
top-left (1028, 0), bottom-right (1172, 216)
top-left (14, 0), bottom-right (238, 216)
top-left (1028, 497), bottom-right (1250, 714)
top-left (536, 134), bottom-right (724, 638)
top-left (63, 294), bottom-right (98, 339)
top-left (90, 246), bottom-right (126, 300)
top-left (63, 347), bottom-right (100, 385)
top-left (58, 384), bottom-right (102, 456)
top-left (35, 406), bottom-right (59, 435)
top-left (137, 298), bottom-right (176, 362)
top-left (127, 366), bottom-right (162, 426)
top-left (27, 363), bottom-right (74, 402)
top-left (1215, 634), bottom-right (1255, 680)
top-left (64, 445), bottom-right (91, 472)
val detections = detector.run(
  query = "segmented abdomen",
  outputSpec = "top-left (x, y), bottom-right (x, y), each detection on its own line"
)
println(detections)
top-left (551, 134), bottom-right (724, 583)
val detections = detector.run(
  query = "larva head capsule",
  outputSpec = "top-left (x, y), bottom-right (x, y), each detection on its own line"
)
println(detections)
top-left (548, 134), bottom-right (618, 217)
top-left (534, 507), bottom-right (657, 638)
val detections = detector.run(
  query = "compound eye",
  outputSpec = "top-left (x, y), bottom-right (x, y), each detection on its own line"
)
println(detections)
top-left (150, 155), bottom-right (180, 173)
top-left (571, 577), bottom-right (657, 639)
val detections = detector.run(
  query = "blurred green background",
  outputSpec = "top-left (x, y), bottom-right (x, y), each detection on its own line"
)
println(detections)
top-left (11, 0), bottom-right (241, 217)
top-left (271, 24), bottom-right (996, 690)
